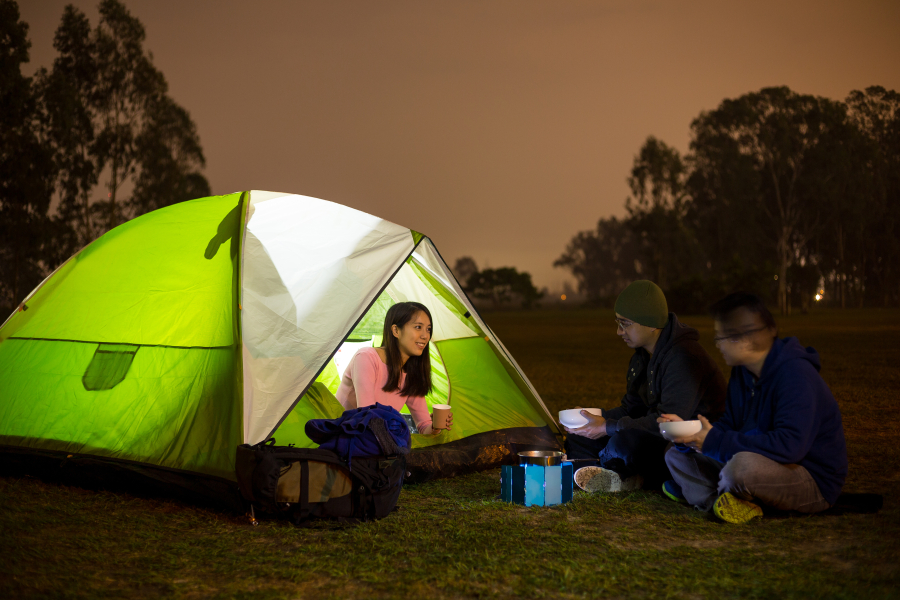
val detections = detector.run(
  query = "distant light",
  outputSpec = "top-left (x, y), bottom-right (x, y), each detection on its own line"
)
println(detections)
top-left (815, 294), bottom-right (822, 301)
top-left (560, 294), bottom-right (567, 301)
top-left (774, 275), bottom-right (778, 280)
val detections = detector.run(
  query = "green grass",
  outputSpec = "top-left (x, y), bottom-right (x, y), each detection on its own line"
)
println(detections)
top-left (2, 308), bottom-right (899, 599)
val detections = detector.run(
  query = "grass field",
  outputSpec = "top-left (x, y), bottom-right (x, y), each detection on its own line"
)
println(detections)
top-left (2, 308), bottom-right (898, 599)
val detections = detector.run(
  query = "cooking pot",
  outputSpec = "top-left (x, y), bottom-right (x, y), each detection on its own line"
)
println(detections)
top-left (518, 450), bottom-right (564, 467)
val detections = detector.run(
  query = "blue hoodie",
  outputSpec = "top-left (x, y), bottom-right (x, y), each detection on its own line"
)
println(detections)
top-left (702, 337), bottom-right (848, 505)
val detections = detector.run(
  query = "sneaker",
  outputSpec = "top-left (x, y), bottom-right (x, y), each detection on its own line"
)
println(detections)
top-left (662, 480), bottom-right (688, 504)
top-left (574, 466), bottom-right (643, 493)
top-left (713, 492), bottom-right (763, 524)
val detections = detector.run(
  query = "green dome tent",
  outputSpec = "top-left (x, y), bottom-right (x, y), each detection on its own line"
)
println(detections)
top-left (0, 191), bottom-right (560, 503)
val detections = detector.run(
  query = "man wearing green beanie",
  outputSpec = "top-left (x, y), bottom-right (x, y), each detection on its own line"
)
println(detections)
top-left (562, 280), bottom-right (727, 493)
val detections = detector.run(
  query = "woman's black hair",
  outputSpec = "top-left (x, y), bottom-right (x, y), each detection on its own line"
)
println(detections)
top-left (381, 301), bottom-right (433, 398)
top-left (709, 292), bottom-right (778, 332)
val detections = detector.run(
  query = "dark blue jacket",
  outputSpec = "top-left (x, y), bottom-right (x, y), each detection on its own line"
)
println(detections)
top-left (305, 403), bottom-right (411, 468)
top-left (702, 337), bottom-right (847, 504)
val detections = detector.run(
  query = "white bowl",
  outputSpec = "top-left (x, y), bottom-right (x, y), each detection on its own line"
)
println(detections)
top-left (659, 420), bottom-right (702, 441)
top-left (558, 408), bottom-right (603, 428)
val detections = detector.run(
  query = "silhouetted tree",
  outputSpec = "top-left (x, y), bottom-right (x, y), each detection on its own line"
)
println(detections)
top-left (467, 267), bottom-right (543, 309)
top-left (625, 136), bottom-right (701, 288)
top-left (36, 5), bottom-right (99, 251)
top-left (0, 0), bottom-right (55, 316)
top-left (554, 216), bottom-right (641, 303)
top-left (131, 95), bottom-right (210, 213)
top-left (689, 87), bottom-right (846, 314)
top-left (843, 86), bottom-right (900, 306)
top-left (451, 256), bottom-right (479, 289)
top-left (559, 85), bottom-right (900, 312)
top-left (38, 0), bottom-right (209, 258)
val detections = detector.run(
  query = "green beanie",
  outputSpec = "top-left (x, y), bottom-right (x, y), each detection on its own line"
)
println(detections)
top-left (615, 280), bottom-right (668, 328)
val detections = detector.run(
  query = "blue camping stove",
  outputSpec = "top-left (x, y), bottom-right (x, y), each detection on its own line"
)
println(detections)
top-left (501, 451), bottom-right (573, 506)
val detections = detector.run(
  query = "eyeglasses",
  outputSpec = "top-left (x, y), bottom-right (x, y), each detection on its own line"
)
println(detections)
top-left (614, 318), bottom-right (635, 330)
top-left (713, 327), bottom-right (768, 344)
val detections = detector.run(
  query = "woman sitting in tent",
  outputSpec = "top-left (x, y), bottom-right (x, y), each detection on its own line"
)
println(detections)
top-left (336, 301), bottom-right (452, 435)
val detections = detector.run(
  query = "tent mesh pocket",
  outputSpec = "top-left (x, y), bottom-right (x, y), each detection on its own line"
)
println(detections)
top-left (82, 344), bottom-right (139, 391)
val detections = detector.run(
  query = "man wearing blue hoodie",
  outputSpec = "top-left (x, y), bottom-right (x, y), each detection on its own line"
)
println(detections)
top-left (661, 292), bottom-right (847, 524)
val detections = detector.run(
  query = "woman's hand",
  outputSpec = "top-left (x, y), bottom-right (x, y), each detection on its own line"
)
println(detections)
top-left (672, 415), bottom-right (712, 451)
top-left (430, 413), bottom-right (453, 435)
top-left (564, 409), bottom-right (607, 440)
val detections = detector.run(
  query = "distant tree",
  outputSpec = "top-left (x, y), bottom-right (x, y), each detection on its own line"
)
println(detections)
top-left (554, 216), bottom-right (641, 303)
top-left (131, 95), bottom-right (210, 213)
top-left (559, 85), bottom-right (900, 312)
top-left (686, 122), bottom-right (772, 288)
top-left (0, 0), bottom-right (55, 315)
top-left (625, 136), bottom-right (701, 288)
top-left (467, 267), bottom-right (543, 309)
top-left (689, 87), bottom-right (847, 314)
top-left (36, 5), bottom-right (99, 251)
top-left (843, 86), bottom-right (900, 306)
top-left (451, 256), bottom-right (479, 289)
top-left (37, 0), bottom-right (209, 259)
top-left (793, 96), bottom-right (872, 308)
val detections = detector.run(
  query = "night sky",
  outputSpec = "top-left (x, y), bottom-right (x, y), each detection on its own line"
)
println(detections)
top-left (19, 0), bottom-right (900, 292)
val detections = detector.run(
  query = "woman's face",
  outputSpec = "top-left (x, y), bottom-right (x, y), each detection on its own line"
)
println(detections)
top-left (392, 310), bottom-right (432, 359)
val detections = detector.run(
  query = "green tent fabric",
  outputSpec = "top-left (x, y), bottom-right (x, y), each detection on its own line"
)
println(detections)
top-left (0, 191), bottom-right (560, 493)
top-left (0, 193), bottom-right (242, 480)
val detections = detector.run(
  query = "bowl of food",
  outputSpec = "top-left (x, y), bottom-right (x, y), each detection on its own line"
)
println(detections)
top-left (659, 420), bottom-right (702, 441)
top-left (558, 408), bottom-right (603, 429)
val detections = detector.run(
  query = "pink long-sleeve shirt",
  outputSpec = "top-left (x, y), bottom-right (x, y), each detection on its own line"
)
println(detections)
top-left (335, 347), bottom-right (432, 434)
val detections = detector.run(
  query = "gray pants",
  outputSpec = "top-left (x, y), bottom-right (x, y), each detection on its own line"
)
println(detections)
top-left (665, 448), bottom-right (831, 513)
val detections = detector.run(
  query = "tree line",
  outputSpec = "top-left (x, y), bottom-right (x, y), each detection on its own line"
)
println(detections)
top-left (451, 257), bottom-right (544, 310)
top-left (555, 85), bottom-right (900, 314)
top-left (0, 0), bottom-right (209, 317)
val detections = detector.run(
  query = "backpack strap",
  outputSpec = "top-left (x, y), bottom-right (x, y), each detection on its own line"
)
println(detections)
top-left (271, 447), bottom-right (348, 469)
top-left (368, 417), bottom-right (409, 457)
top-left (299, 460), bottom-right (310, 519)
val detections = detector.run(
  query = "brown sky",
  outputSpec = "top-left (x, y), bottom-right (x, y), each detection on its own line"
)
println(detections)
top-left (19, 0), bottom-right (900, 292)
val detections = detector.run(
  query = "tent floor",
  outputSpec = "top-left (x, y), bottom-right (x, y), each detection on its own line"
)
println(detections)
top-left (0, 445), bottom-right (245, 513)
top-left (0, 426), bottom-right (561, 509)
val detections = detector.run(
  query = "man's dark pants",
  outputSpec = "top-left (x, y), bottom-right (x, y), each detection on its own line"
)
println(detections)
top-left (564, 429), bottom-right (671, 488)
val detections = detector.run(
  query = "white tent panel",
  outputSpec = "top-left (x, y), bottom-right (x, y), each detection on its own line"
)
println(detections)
top-left (411, 243), bottom-right (458, 293)
top-left (385, 262), bottom-right (479, 342)
top-left (240, 192), bottom-right (414, 444)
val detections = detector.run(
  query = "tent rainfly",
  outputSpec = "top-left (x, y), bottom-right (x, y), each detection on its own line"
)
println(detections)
top-left (0, 191), bottom-right (560, 505)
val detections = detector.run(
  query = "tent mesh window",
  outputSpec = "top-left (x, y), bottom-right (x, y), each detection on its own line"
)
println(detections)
top-left (82, 344), bottom-right (140, 391)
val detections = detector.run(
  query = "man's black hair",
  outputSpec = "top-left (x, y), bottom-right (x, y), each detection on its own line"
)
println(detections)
top-left (709, 292), bottom-right (777, 330)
